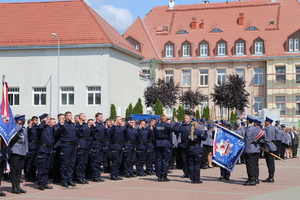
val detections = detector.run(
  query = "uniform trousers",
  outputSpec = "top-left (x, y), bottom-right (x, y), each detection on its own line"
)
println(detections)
top-left (37, 152), bottom-right (51, 185)
top-left (188, 154), bottom-right (201, 182)
top-left (60, 144), bottom-right (77, 183)
top-left (110, 145), bottom-right (123, 178)
top-left (180, 147), bottom-right (189, 175)
top-left (136, 149), bottom-right (147, 174)
top-left (155, 146), bottom-right (171, 178)
top-left (123, 148), bottom-right (135, 176)
top-left (51, 148), bottom-right (61, 182)
top-left (280, 143), bottom-right (287, 159)
top-left (146, 145), bottom-right (155, 172)
top-left (220, 167), bottom-right (230, 178)
top-left (201, 145), bottom-right (209, 167)
top-left (24, 149), bottom-right (37, 179)
top-left (75, 148), bottom-right (89, 181)
top-left (103, 143), bottom-right (111, 172)
top-left (9, 154), bottom-right (26, 183)
top-left (265, 151), bottom-right (275, 174)
top-left (91, 147), bottom-right (103, 178)
top-left (275, 140), bottom-right (282, 157)
top-left (245, 153), bottom-right (260, 177)
top-left (293, 144), bottom-right (298, 157)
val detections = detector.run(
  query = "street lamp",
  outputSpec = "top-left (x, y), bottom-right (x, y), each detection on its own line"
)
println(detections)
top-left (51, 33), bottom-right (60, 115)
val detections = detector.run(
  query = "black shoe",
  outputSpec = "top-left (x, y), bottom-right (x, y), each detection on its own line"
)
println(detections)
top-left (202, 165), bottom-right (209, 169)
top-left (219, 176), bottom-right (225, 180)
top-left (38, 185), bottom-right (45, 190)
top-left (151, 171), bottom-right (156, 175)
top-left (67, 182), bottom-right (76, 187)
top-left (158, 177), bottom-right (162, 182)
top-left (225, 176), bottom-right (230, 180)
top-left (137, 173), bottom-right (145, 176)
top-left (17, 183), bottom-right (26, 193)
top-left (117, 176), bottom-right (123, 180)
top-left (130, 174), bottom-right (137, 177)
top-left (77, 180), bottom-right (86, 184)
top-left (191, 181), bottom-right (195, 183)
top-left (262, 178), bottom-right (274, 182)
top-left (62, 183), bottom-right (69, 188)
top-left (146, 171), bottom-right (152, 175)
top-left (0, 191), bottom-right (6, 196)
top-left (92, 178), bottom-right (101, 182)
top-left (167, 170), bottom-right (172, 174)
top-left (194, 181), bottom-right (203, 184)
top-left (243, 177), bottom-right (256, 186)
top-left (44, 184), bottom-right (53, 189)
top-left (181, 174), bottom-right (189, 178)
top-left (83, 179), bottom-right (89, 184)
top-left (125, 174), bottom-right (131, 178)
top-left (110, 177), bottom-right (118, 180)
top-left (161, 177), bottom-right (170, 182)
top-left (142, 173), bottom-right (147, 176)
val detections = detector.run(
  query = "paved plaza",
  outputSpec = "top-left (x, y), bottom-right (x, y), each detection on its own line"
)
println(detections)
top-left (1, 151), bottom-right (300, 200)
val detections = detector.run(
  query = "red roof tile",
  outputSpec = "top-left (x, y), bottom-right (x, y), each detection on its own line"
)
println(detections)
top-left (124, 0), bottom-right (300, 60)
top-left (0, 0), bottom-right (140, 55)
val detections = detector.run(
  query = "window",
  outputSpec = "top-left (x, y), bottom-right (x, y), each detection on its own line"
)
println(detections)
top-left (296, 66), bottom-right (300, 83)
top-left (164, 106), bottom-right (173, 115)
top-left (135, 45), bottom-right (140, 51)
top-left (142, 69), bottom-right (151, 79)
top-left (182, 70), bottom-right (191, 86)
top-left (236, 43), bottom-right (244, 55)
top-left (254, 97), bottom-right (263, 113)
top-left (218, 43), bottom-right (226, 56)
top-left (8, 87), bottom-right (19, 106)
top-left (296, 96), bottom-right (300, 115)
top-left (177, 30), bottom-right (189, 34)
top-left (200, 44), bottom-right (208, 56)
top-left (217, 69), bottom-right (226, 85)
top-left (211, 28), bottom-right (223, 33)
top-left (200, 70), bottom-right (208, 86)
top-left (61, 87), bottom-right (74, 105)
top-left (165, 45), bottom-right (173, 57)
top-left (275, 66), bottom-right (286, 83)
top-left (246, 26), bottom-right (259, 31)
top-left (276, 96), bottom-right (286, 115)
top-left (254, 68), bottom-right (263, 85)
top-left (289, 38), bottom-right (294, 52)
top-left (165, 70), bottom-right (174, 82)
top-left (254, 42), bottom-right (263, 54)
top-left (236, 68), bottom-right (245, 81)
top-left (126, 36), bottom-right (141, 52)
top-left (295, 38), bottom-right (299, 51)
top-left (182, 42), bottom-right (191, 57)
top-left (33, 87), bottom-right (46, 105)
top-left (289, 38), bottom-right (299, 52)
top-left (87, 86), bottom-right (101, 105)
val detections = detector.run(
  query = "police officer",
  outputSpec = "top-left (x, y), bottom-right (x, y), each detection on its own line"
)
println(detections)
top-left (146, 118), bottom-right (156, 175)
top-left (24, 116), bottom-right (39, 182)
top-left (36, 114), bottom-right (54, 190)
top-left (243, 115), bottom-right (261, 186)
top-left (274, 121), bottom-right (283, 157)
top-left (123, 117), bottom-right (138, 178)
top-left (108, 116), bottom-right (125, 180)
top-left (261, 117), bottom-right (277, 183)
top-left (56, 111), bottom-right (77, 188)
top-left (202, 125), bottom-right (214, 168)
top-left (188, 121), bottom-right (207, 184)
top-left (178, 115), bottom-right (192, 178)
top-left (154, 114), bottom-right (178, 182)
top-left (280, 124), bottom-right (288, 159)
top-left (89, 112), bottom-right (106, 182)
top-left (9, 114), bottom-right (28, 194)
top-left (103, 119), bottom-right (112, 173)
top-left (136, 120), bottom-right (151, 176)
top-left (75, 113), bottom-right (92, 184)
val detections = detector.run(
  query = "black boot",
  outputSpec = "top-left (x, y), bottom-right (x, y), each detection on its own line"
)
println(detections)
top-left (243, 177), bottom-right (256, 186)
top-left (11, 183), bottom-right (20, 194)
top-left (244, 176), bottom-right (250, 184)
top-left (255, 175), bottom-right (259, 184)
top-left (262, 174), bottom-right (274, 182)
top-left (17, 182), bottom-right (27, 193)
top-left (0, 180), bottom-right (6, 196)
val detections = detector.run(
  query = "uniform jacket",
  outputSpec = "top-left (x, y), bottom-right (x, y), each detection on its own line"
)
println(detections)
top-left (275, 125), bottom-right (283, 141)
top-left (244, 125), bottom-right (260, 153)
top-left (108, 125), bottom-right (125, 151)
top-left (187, 129), bottom-right (208, 155)
top-left (202, 129), bottom-right (214, 146)
top-left (37, 121), bottom-right (55, 154)
top-left (178, 122), bottom-right (192, 148)
top-left (154, 121), bottom-right (177, 147)
top-left (136, 127), bottom-right (151, 150)
top-left (262, 125), bottom-right (277, 152)
top-left (124, 125), bottom-right (138, 149)
top-left (10, 124), bottom-right (28, 156)
top-left (76, 122), bottom-right (92, 150)
top-left (57, 121), bottom-right (78, 145)
top-left (27, 125), bottom-right (39, 150)
top-left (281, 131), bottom-right (288, 144)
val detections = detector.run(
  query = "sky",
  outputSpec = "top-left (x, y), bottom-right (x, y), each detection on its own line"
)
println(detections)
top-left (2, 0), bottom-right (237, 33)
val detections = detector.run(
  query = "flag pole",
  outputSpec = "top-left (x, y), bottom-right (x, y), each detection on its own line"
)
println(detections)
top-left (259, 146), bottom-right (286, 162)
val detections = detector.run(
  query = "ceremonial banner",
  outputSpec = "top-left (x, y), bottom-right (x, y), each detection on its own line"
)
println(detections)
top-left (213, 124), bottom-right (244, 172)
top-left (0, 80), bottom-right (17, 145)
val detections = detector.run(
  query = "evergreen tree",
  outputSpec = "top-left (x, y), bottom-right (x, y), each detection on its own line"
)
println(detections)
top-left (202, 106), bottom-right (210, 121)
top-left (230, 111), bottom-right (238, 126)
top-left (177, 105), bottom-right (185, 122)
top-left (132, 98), bottom-right (143, 114)
top-left (154, 99), bottom-right (164, 115)
top-left (125, 103), bottom-right (133, 119)
top-left (172, 108), bottom-right (177, 119)
top-left (109, 104), bottom-right (117, 120)
top-left (196, 110), bottom-right (200, 119)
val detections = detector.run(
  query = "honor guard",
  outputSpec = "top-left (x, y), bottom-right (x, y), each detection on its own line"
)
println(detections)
top-left (261, 117), bottom-right (277, 183)
top-left (9, 115), bottom-right (28, 194)
top-left (274, 121), bottom-right (283, 157)
top-left (56, 112), bottom-right (78, 188)
top-left (36, 114), bottom-right (54, 190)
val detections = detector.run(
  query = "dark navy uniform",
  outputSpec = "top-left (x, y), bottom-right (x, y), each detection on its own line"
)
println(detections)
top-left (103, 126), bottom-right (111, 173)
top-left (146, 125), bottom-right (156, 174)
top-left (56, 121), bottom-right (78, 186)
top-left (188, 128), bottom-right (207, 183)
top-left (36, 120), bottom-right (55, 188)
top-left (154, 121), bottom-right (177, 181)
top-left (108, 125), bottom-right (125, 180)
top-left (75, 122), bottom-right (92, 183)
top-left (136, 126), bottom-right (151, 175)
top-left (90, 121), bottom-right (106, 181)
top-left (123, 124), bottom-right (138, 177)
top-left (52, 123), bottom-right (62, 183)
top-left (178, 122), bottom-right (192, 177)
top-left (24, 124), bottom-right (38, 181)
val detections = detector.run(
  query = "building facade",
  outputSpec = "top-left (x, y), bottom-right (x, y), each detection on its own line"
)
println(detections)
top-left (0, 0), bottom-right (146, 119)
top-left (124, 0), bottom-right (300, 122)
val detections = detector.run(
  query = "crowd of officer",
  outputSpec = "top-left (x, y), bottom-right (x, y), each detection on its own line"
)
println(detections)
top-left (0, 111), bottom-right (298, 196)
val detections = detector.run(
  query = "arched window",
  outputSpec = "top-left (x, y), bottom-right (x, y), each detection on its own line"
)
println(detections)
top-left (181, 41), bottom-right (191, 57)
top-left (235, 38), bottom-right (246, 55)
top-left (246, 26), bottom-right (259, 31)
top-left (177, 30), bottom-right (189, 34)
top-left (165, 41), bottom-right (174, 57)
top-left (199, 40), bottom-right (209, 56)
top-left (211, 28), bottom-right (223, 33)
top-left (253, 37), bottom-right (264, 54)
top-left (216, 39), bottom-right (227, 56)
top-left (287, 29), bottom-right (300, 52)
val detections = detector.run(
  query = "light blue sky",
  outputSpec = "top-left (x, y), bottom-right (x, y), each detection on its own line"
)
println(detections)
top-left (1, 0), bottom-right (246, 33)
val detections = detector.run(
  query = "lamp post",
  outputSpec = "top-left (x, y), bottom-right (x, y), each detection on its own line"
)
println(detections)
top-left (51, 33), bottom-right (60, 115)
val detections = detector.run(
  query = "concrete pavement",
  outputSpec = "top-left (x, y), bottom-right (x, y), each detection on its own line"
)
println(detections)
top-left (1, 153), bottom-right (299, 200)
